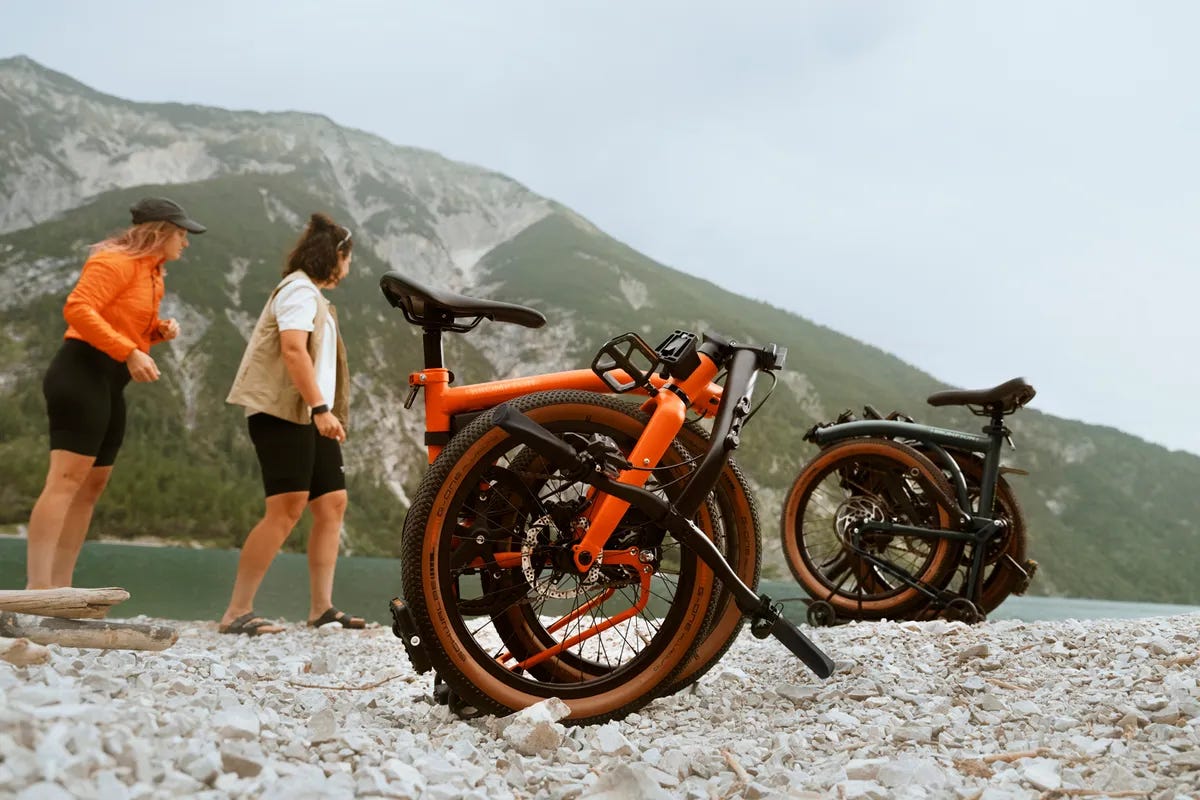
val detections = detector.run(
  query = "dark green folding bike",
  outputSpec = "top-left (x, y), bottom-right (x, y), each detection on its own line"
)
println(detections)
top-left (781, 377), bottom-right (1040, 625)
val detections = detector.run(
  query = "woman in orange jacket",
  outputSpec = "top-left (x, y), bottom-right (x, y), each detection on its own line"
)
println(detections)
top-left (24, 197), bottom-right (206, 589)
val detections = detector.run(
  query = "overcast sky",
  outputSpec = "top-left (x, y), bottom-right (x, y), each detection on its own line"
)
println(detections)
top-left (4, 2), bottom-right (1199, 453)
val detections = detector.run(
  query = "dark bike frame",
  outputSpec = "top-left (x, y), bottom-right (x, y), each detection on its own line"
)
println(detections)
top-left (804, 409), bottom-right (1014, 611)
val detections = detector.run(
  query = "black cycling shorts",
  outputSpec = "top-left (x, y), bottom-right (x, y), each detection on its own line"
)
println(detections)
top-left (247, 412), bottom-right (345, 499)
top-left (42, 339), bottom-right (131, 467)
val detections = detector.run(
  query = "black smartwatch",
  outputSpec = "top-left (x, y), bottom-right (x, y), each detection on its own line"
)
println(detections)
top-left (311, 404), bottom-right (330, 417)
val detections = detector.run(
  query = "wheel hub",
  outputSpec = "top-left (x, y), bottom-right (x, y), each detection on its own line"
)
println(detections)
top-left (834, 496), bottom-right (886, 547)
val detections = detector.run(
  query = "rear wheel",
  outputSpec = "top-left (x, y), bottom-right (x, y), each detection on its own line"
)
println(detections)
top-left (781, 438), bottom-right (961, 619)
top-left (401, 391), bottom-right (721, 723)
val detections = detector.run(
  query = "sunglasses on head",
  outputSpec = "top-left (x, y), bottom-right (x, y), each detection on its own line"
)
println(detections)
top-left (337, 228), bottom-right (352, 250)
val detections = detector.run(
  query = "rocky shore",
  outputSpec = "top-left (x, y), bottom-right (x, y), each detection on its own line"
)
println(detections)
top-left (2, 614), bottom-right (1199, 800)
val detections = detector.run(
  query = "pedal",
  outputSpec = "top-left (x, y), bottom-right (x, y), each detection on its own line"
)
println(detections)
top-left (942, 597), bottom-right (984, 624)
top-left (388, 598), bottom-right (432, 674)
top-left (590, 332), bottom-right (661, 393)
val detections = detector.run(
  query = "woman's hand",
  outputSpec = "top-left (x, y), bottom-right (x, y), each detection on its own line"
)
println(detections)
top-left (159, 318), bottom-right (180, 341)
top-left (314, 411), bottom-right (346, 442)
top-left (126, 349), bottom-right (160, 382)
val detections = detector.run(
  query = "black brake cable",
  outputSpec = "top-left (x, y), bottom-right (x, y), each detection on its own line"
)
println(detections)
top-left (625, 366), bottom-right (778, 472)
top-left (742, 368), bottom-right (778, 426)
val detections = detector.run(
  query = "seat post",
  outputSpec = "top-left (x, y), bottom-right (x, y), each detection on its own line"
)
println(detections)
top-left (977, 407), bottom-right (1007, 515)
top-left (422, 328), bottom-right (444, 369)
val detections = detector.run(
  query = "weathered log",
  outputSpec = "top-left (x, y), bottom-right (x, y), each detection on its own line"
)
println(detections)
top-left (0, 587), bottom-right (130, 620)
top-left (0, 612), bottom-right (177, 651)
top-left (0, 636), bottom-right (51, 666)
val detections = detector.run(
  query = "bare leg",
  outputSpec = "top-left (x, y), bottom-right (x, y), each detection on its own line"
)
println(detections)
top-left (219, 491), bottom-right (308, 631)
top-left (26, 450), bottom-right (97, 589)
top-left (50, 465), bottom-right (113, 587)
top-left (306, 489), bottom-right (348, 621)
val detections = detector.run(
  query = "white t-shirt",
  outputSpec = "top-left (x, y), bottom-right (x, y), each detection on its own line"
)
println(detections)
top-left (273, 274), bottom-right (337, 411)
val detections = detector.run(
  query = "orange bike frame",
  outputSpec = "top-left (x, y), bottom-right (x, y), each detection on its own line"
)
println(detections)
top-left (412, 367), bottom-right (723, 463)
top-left (570, 353), bottom-right (722, 570)
top-left (410, 347), bottom-right (728, 664)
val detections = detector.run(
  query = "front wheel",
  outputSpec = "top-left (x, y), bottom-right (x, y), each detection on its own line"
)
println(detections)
top-left (400, 391), bottom-right (720, 724)
top-left (781, 438), bottom-right (962, 620)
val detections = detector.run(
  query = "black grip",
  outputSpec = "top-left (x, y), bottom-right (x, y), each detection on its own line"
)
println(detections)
top-left (770, 615), bottom-right (836, 679)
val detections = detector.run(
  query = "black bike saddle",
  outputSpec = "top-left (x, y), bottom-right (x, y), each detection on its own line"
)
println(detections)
top-left (379, 271), bottom-right (546, 329)
top-left (926, 377), bottom-right (1036, 414)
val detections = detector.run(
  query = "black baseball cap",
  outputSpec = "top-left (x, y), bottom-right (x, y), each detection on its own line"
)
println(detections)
top-left (129, 197), bottom-right (207, 233)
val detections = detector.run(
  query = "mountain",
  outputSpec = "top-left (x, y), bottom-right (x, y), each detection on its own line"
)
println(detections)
top-left (2, 55), bottom-right (1198, 604)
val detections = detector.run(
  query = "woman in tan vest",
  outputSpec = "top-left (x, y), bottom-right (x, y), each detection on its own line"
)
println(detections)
top-left (219, 213), bottom-right (362, 635)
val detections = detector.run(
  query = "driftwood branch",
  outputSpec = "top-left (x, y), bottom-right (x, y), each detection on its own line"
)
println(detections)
top-left (1044, 791), bottom-right (1150, 799)
top-left (981, 747), bottom-right (1051, 763)
top-left (721, 749), bottom-right (752, 785)
top-left (0, 612), bottom-right (177, 651)
top-left (284, 673), bottom-right (407, 691)
top-left (0, 587), bottom-right (130, 619)
top-left (0, 637), bottom-right (51, 666)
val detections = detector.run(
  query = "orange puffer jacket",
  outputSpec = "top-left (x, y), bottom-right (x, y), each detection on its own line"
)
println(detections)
top-left (63, 250), bottom-right (169, 362)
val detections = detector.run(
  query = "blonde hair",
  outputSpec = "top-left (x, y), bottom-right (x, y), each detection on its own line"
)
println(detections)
top-left (90, 221), bottom-right (179, 258)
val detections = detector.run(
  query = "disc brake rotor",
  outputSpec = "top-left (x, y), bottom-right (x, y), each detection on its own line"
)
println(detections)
top-left (522, 514), bottom-right (603, 600)
top-left (834, 496), bottom-right (886, 547)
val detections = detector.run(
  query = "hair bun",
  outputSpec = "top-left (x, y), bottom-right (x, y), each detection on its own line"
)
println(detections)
top-left (308, 212), bottom-right (337, 231)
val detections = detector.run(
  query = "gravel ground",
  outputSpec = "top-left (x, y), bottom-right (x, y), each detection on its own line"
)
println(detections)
top-left (2, 614), bottom-right (1199, 800)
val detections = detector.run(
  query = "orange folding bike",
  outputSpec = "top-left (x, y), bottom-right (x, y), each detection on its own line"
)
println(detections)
top-left (380, 272), bottom-right (834, 723)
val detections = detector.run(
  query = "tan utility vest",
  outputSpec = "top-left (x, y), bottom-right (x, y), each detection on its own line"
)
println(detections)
top-left (226, 270), bottom-right (350, 426)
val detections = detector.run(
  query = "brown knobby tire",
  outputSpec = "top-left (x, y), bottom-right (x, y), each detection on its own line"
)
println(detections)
top-left (400, 391), bottom-right (720, 724)
top-left (781, 438), bottom-right (961, 619)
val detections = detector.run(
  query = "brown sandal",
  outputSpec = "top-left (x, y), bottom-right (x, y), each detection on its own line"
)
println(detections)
top-left (308, 607), bottom-right (366, 629)
top-left (219, 612), bottom-right (284, 636)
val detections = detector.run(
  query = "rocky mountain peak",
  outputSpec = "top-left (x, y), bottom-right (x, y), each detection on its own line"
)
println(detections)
top-left (0, 56), bottom-right (553, 289)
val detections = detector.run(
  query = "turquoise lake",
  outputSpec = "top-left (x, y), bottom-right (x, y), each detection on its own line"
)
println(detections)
top-left (2, 538), bottom-right (1197, 625)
